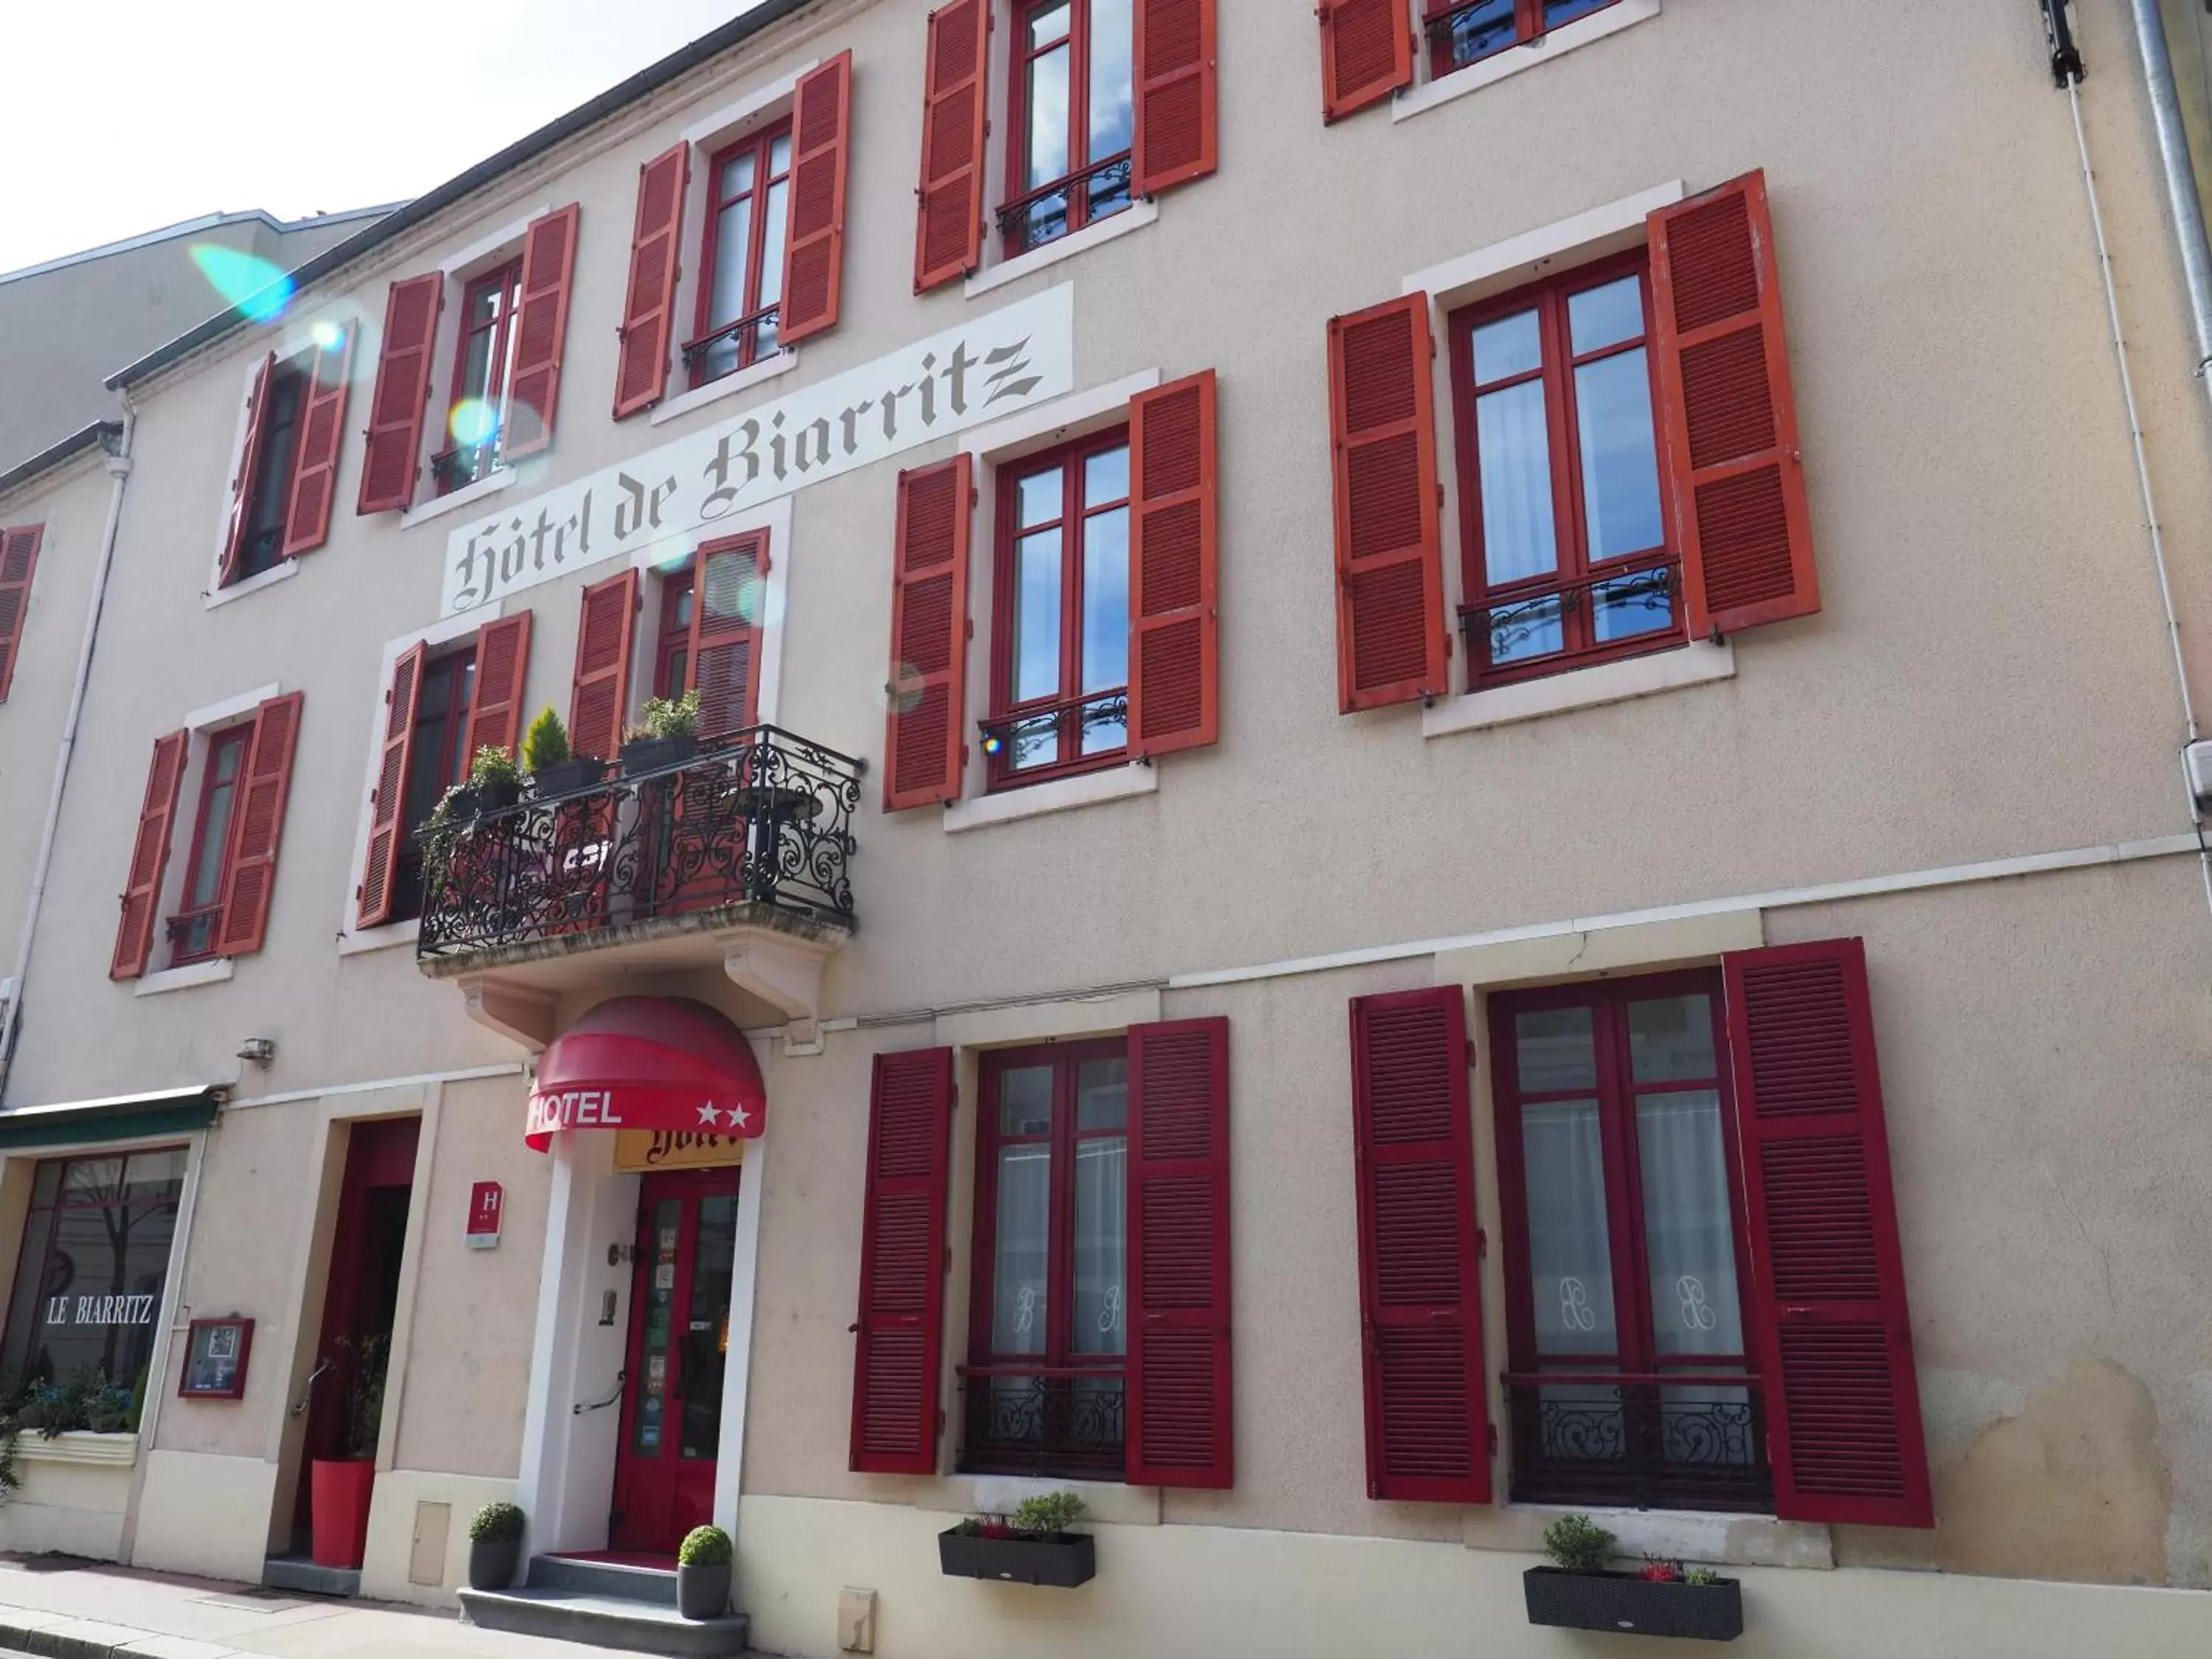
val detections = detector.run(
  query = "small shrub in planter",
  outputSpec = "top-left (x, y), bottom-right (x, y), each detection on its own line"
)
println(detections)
top-left (676, 1524), bottom-right (734, 1620)
top-left (466, 1500), bottom-right (524, 1590)
top-left (468, 745), bottom-right (526, 810)
top-left (523, 708), bottom-right (608, 797)
top-left (938, 1490), bottom-right (1095, 1587)
top-left (1523, 1515), bottom-right (1743, 1642)
top-left (621, 692), bottom-right (703, 776)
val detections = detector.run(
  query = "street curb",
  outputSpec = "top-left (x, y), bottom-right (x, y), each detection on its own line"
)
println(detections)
top-left (0, 1615), bottom-right (240, 1659)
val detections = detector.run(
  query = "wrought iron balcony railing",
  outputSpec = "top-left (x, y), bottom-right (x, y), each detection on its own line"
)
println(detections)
top-left (1502, 1371), bottom-right (1774, 1513)
top-left (957, 1364), bottom-right (1126, 1482)
top-left (416, 726), bottom-right (862, 961)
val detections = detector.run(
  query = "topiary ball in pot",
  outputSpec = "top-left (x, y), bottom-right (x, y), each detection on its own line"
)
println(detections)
top-left (466, 1500), bottom-right (525, 1590)
top-left (676, 1524), bottom-right (734, 1620)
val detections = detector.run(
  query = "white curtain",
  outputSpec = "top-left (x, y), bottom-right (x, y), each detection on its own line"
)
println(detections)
top-left (1522, 1101), bottom-right (1614, 1355)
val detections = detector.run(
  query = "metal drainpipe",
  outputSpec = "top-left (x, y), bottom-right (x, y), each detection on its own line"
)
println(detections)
top-left (0, 399), bottom-right (136, 1104)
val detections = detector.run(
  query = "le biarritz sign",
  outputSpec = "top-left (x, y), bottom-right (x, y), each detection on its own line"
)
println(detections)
top-left (442, 284), bottom-right (1077, 616)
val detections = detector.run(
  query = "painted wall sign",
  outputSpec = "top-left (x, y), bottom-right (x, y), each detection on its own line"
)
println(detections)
top-left (442, 284), bottom-right (1077, 616)
top-left (466, 1180), bottom-right (505, 1249)
top-left (613, 1128), bottom-right (745, 1173)
top-left (44, 1293), bottom-right (158, 1327)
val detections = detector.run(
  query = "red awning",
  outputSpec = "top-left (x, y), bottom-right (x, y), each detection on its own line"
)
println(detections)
top-left (526, 997), bottom-right (766, 1151)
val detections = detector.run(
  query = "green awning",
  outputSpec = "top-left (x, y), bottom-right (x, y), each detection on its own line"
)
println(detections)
top-left (0, 1086), bottom-right (223, 1150)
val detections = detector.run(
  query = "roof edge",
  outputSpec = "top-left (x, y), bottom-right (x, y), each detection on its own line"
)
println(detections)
top-left (0, 420), bottom-right (124, 502)
top-left (0, 202), bottom-right (403, 291)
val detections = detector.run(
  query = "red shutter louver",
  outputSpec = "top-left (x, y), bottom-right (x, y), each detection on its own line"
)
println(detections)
top-left (1319, 0), bottom-right (1413, 122)
top-left (1126, 1018), bottom-right (1234, 1488)
top-left (357, 273), bottom-right (443, 514)
top-left (110, 730), bottom-right (188, 980)
top-left (463, 613), bottom-right (534, 759)
top-left (281, 327), bottom-right (355, 557)
top-left (570, 571), bottom-right (640, 762)
top-left (782, 52), bottom-right (854, 347)
top-left (688, 532), bottom-right (769, 740)
top-left (220, 354), bottom-right (278, 585)
top-left (615, 144), bottom-right (691, 420)
top-left (1128, 370), bottom-right (1219, 759)
top-left (505, 204), bottom-right (581, 459)
top-left (213, 692), bottom-right (305, 958)
top-left (1329, 294), bottom-right (1445, 712)
top-left (883, 455), bottom-right (973, 810)
top-left (1349, 986), bottom-right (1492, 1503)
top-left (1135, 0), bottom-right (1217, 195)
top-left (1649, 171), bottom-right (1820, 638)
top-left (1723, 938), bottom-right (1933, 1528)
top-left (0, 522), bottom-right (46, 703)
top-left (849, 1047), bottom-right (956, 1474)
top-left (914, 0), bottom-right (991, 292)
top-left (358, 642), bottom-right (427, 930)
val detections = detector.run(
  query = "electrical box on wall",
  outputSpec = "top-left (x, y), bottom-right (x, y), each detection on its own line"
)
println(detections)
top-left (2187, 739), bottom-right (2212, 810)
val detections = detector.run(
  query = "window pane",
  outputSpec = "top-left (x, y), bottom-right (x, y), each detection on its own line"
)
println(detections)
top-left (1084, 445), bottom-right (1129, 506)
top-left (999, 1065), bottom-right (1054, 1137)
top-left (1446, 0), bottom-right (1517, 64)
top-left (1546, 0), bottom-right (1616, 25)
top-left (1080, 507), bottom-right (1130, 751)
top-left (124, 1149), bottom-right (188, 1208)
top-left (459, 324), bottom-right (497, 405)
top-left (709, 195), bottom-right (755, 328)
top-left (990, 1145), bottom-right (1053, 1354)
top-left (1029, 0), bottom-right (1072, 47)
top-left (1573, 347), bottom-right (1663, 561)
top-left (1627, 994), bottom-right (1717, 1083)
top-left (1592, 568), bottom-right (1674, 644)
top-left (62, 1160), bottom-right (125, 1203)
top-left (185, 773), bottom-right (240, 910)
top-left (1077, 1056), bottom-right (1127, 1131)
top-left (1489, 592), bottom-right (1564, 666)
top-left (1635, 1090), bottom-right (1745, 1359)
top-left (1521, 1100), bottom-right (1616, 1356)
top-left (1568, 276), bottom-right (1645, 355)
top-left (1018, 467), bottom-right (1063, 529)
top-left (1088, 0), bottom-right (1135, 160)
top-left (679, 1194), bottom-right (737, 1459)
top-left (633, 1198), bottom-right (681, 1454)
top-left (769, 133), bottom-right (792, 175)
top-left (1476, 380), bottom-right (1558, 584)
top-left (1471, 309), bottom-right (1543, 384)
top-left (1515, 1006), bottom-right (1596, 1091)
top-left (1026, 42), bottom-right (1072, 189)
top-left (1070, 1136), bottom-right (1127, 1356)
top-left (718, 150), bottom-right (756, 199)
top-left (757, 177), bottom-right (790, 355)
top-left (1014, 529), bottom-right (1064, 706)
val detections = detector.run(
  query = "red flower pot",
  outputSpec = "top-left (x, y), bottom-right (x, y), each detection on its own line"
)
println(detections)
top-left (310, 1458), bottom-right (377, 1568)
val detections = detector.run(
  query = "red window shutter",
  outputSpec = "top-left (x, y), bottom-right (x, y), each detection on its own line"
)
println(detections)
top-left (1349, 986), bottom-right (1492, 1503)
top-left (0, 521), bottom-right (46, 703)
top-left (1319, 0), bottom-right (1413, 122)
top-left (883, 455), bottom-right (973, 810)
top-left (1134, 0), bottom-right (1218, 195)
top-left (688, 532), bottom-right (769, 740)
top-left (782, 52), bottom-right (854, 347)
top-left (1723, 938), bottom-right (1933, 1528)
top-left (914, 0), bottom-right (990, 293)
top-left (505, 204), bottom-right (582, 460)
top-left (358, 642), bottom-right (428, 929)
top-left (110, 730), bottom-right (189, 980)
top-left (213, 692), bottom-right (305, 958)
top-left (1128, 370), bottom-right (1219, 759)
top-left (281, 327), bottom-right (355, 557)
top-left (220, 354), bottom-right (278, 584)
top-left (357, 273), bottom-right (443, 514)
top-left (614, 144), bottom-right (691, 420)
top-left (464, 613), bottom-right (535, 759)
top-left (849, 1047), bottom-right (956, 1474)
top-left (1329, 294), bottom-right (1445, 712)
top-left (569, 571), bottom-right (640, 762)
top-left (1648, 171), bottom-right (1820, 638)
top-left (1126, 1018), bottom-right (1234, 1488)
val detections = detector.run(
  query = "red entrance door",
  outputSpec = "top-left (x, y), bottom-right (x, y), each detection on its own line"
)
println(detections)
top-left (611, 1167), bottom-right (740, 1555)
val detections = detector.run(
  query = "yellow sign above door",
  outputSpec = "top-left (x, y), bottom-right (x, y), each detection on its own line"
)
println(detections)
top-left (613, 1128), bottom-right (745, 1172)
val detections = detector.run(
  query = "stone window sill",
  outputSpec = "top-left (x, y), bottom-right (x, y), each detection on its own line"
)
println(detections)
top-left (400, 468), bottom-right (514, 529)
top-left (650, 349), bottom-right (801, 427)
top-left (1394, 0), bottom-right (1663, 125)
top-left (1422, 641), bottom-right (1733, 740)
top-left (966, 201), bottom-right (1160, 301)
top-left (134, 959), bottom-right (235, 998)
top-left (1466, 1502), bottom-right (1833, 1571)
top-left (338, 919), bottom-right (421, 957)
top-left (204, 559), bottom-right (297, 611)
top-left (915, 1472), bottom-right (1160, 1528)
top-left (944, 763), bottom-right (1157, 833)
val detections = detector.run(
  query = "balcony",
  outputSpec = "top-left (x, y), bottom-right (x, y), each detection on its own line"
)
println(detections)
top-left (1503, 1371), bottom-right (1774, 1513)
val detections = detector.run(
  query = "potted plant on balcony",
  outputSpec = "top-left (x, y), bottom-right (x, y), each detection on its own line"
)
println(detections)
top-left (523, 707), bottom-right (606, 798)
top-left (938, 1490), bottom-right (1095, 1587)
top-left (1523, 1514), bottom-right (1742, 1641)
top-left (466, 1500), bottom-right (525, 1590)
top-left (310, 1334), bottom-right (387, 1571)
top-left (676, 1523), bottom-right (734, 1619)
top-left (622, 690), bottom-right (702, 778)
top-left (469, 745), bottom-right (526, 812)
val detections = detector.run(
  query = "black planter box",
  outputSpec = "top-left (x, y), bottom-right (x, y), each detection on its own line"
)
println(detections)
top-left (531, 756), bottom-right (610, 799)
top-left (477, 776), bottom-right (524, 812)
top-left (621, 735), bottom-right (698, 777)
top-left (1523, 1568), bottom-right (1743, 1641)
top-left (938, 1528), bottom-right (1095, 1587)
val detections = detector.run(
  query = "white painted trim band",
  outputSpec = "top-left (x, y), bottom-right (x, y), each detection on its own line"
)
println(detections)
top-left (681, 60), bottom-right (818, 147)
top-left (1404, 179), bottom-right (1685, 307)
top-left (1422, 641), bottom-right (1732, 737)
top-left (1393, 0), bottom-right (1663, 125)
top-left (964, 369), bottom-right (1162, 462)
top-left (649, 349), bottom-right (801, 427)
top-left (181, 683), bottom-right (282, 734)
top-left (203, 558), bottom-right (298, 610)
top-left (133, 959), bottom-right (234, 998)
top-left (967, 200), bottom-right (1159, 300)
top-left (944, 762), bottom-right (1158, 832)
top-left (400, 467), bottom-right (515, 529)
top-left (226, 1060), bottom-right (526, 1112)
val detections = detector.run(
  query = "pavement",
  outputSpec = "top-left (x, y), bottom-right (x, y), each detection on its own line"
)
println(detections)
top-left (0, 1554), bottom-right (750, 1659)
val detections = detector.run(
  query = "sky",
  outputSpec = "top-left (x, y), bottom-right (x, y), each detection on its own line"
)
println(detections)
top-left (0, 0), bottom-right (771, 275)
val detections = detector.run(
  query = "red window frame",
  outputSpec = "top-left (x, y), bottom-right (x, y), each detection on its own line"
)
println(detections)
top-left (1487, 970), bottom-right (1770, 1511)
top-left (1450, 249), bottom-right (1683, 689)
top-left (987, 428), bottom-right (1132, 790)
top-left (961, 1037), bottom-right (1129, 1481)
top-left (654, 567), bottom-right (697, 700)
top-left (1426, 0), bottom-right (1628, 77)
top-left (390, 644), bottom-right (478, 922)
top-left (436, 260), bottom-right (523, 496)
top-left (1001, 0), bottom-right (1135, 258)
top-left (232, 364), bottom-right (308, 585)
top-left (687, 120), bottom-right (793, 388)
top-left (166, 726), bottom-right (251, 966)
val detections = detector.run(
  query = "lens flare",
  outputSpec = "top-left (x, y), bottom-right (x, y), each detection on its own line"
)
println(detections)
top-left (448, 399), bottom-right (501, 448)
top-left (981, 733), bottom-right (1004, 756)
top-left (189, 246), bottom-right (294, 323)
top-left (308, 319), bottom-right (345, 352)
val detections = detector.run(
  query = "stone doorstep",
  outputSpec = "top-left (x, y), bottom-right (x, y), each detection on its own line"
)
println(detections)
top-left (457, 1585), bottom-right (750, 1659)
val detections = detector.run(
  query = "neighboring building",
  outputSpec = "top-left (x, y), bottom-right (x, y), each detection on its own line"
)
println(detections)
top-left (0, 206), bottom-right (393, 470)
top-left (0, 1), bottom-right (2209, 1656)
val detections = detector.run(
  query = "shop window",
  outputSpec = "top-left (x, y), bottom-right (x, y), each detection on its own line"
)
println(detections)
top-left (1004, 0), bottom-right (1135, 257)
top-left (434, 260), bottom-right (523, 496)
top-left (686, 122), bottom-right (793, 387)
top-left (166, 726), bottom-right (251, 964)
top-left (0, 1148), bottom-right (187, 1415)
top-left (1427, 0), bottom-right (1627, 77)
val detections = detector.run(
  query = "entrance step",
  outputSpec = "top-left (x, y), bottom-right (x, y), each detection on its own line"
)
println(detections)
top-left (529, 1552), bottom-right (678, 1604)
top-left (262, 1555), bottom-right (360, 1597)
top-left (460, 1555), bottom-right (748, 1657)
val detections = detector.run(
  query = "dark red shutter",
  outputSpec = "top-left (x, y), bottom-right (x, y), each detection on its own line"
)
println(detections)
top-left (111, 730), bottom-right (188, 980)
top-left (570, 571), bottom-right (639, 762)
top-left (1349, 986), bottom-right (1492, 1503)
top-left (0, 522), bottom-right (46, 703)
top-left (464, 613), bottom-right (534, 759)
top-left (1126, 1018), bottom-right (1234, 1488)
top-left (688, 532), bottom-right (769, 740)
top-left (505, 204), bottom-right (581, 459)
top-left (883, 456), bottom-right (973, 810)
top-left (1648, 171), bottom-right (1820, 638)
top-left (282, 327), bottom-right (355, 557)
top-left (357, 273), bottom-right (443, 513)
top-left (358, 642), bottom-right (427, 929)
top-left (220, 354), bottom-right (278, 584)
top-left (1724, 938), bottom-right (1933, 1528)
top-left (615, 144), bottom-right (691, 420)
top-left (1128, 371), bottom-right (1219, 759)
top-left (849, 1047), bottom-right (956, 1474)
top-left (214, 692), bottom-right (305, 958)
top-left (914, 0), bottom-right (990, 292)
top-left (1329, 294), bottom-right (1445, 712)
top-left (1135, 0), bottom-right (1217, 195)
top-left (1319, 0), bottom-right (1413, 122)
top-left (782, 52), bottom-right (853, 347)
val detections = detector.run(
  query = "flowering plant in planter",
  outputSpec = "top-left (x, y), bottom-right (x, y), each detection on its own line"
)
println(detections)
top-left (1523, 1514), bottom-right (1743, 1642)
top-left (939, 1490), bottom-right (1094, 1587)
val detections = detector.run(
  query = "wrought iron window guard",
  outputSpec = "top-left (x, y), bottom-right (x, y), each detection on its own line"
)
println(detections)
top-left (415, 726), bottom-right (863, 961)
top-left (681, 305), bottom-right (782, 374)
top-left (1458, 560), bottom-right (1677, 655)
top-left (431, 437), bottom-right (503, 495)
top-left (976, 689), bottom-right (1130, 764)
top-left (1502, 1371), bottom-right (1774, 1513)
top-left (164, 909), bottom-right (221, 964)
top-left (995, 153), bottom-right (1135, 252)
top-left (956, 1364), bottom-right (1126, 1482)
